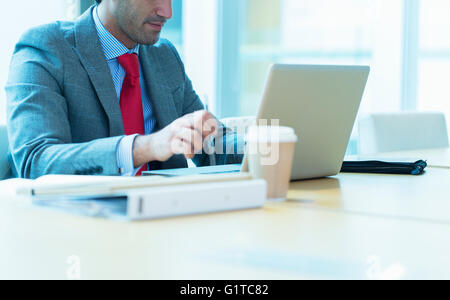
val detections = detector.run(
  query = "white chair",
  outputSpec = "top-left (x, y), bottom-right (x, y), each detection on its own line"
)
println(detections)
top-left (0, 125), bottom-right (11, 180)
top-left (358, 112), bottom-right (449, 155)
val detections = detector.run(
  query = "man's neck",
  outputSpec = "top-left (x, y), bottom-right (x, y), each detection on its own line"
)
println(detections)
top-left (96, 4), bottom-right (137, 50)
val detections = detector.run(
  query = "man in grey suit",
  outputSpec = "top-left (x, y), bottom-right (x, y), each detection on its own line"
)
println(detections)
top-left (6, 0), bottom-right (243, 179)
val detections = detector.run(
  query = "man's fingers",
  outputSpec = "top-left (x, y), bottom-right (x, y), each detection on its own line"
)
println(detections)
top-left (166, 111), bottom-right (220, 160)
top-left (202, 111), bottom-right (219, 138)
top-left (174, 115), bottom-right (195, 129)
top-left (171, 137), bottom-right (196, 159)
top-left (202, 117), bottom-right (219, 138)
top-left (176, 127), bottom-right (203, 153)
top-left (192, 110), bottom-right (218, 138)
top-left (173, 110), bottom-right (219, 147)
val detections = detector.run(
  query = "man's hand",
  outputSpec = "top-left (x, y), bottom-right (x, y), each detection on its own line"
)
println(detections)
top-left (132, 110), bottom-right (219, 167)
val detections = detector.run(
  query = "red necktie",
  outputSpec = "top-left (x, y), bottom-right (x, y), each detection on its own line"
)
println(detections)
top-left (118, 53), bottom-right (147, 176)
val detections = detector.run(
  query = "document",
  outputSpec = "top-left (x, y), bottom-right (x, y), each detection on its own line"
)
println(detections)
top-left (0, 173), bottom-right (266, 221)
top-left (16, 172), bottom-right (253, 197)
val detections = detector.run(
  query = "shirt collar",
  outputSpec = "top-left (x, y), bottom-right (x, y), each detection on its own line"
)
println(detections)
top-left (92, 6), bottom-right (140, 61)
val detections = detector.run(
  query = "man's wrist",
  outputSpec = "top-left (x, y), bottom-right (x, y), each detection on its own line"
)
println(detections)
top-left (116, 134), bottom-right (140, 176)
top-left (132, 135), bottom-right (154, 168)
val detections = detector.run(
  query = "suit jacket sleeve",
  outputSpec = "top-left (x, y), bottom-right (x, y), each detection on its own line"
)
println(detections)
top-left (6, 27), bottom-right (123, 179)
top-left (165, 42), bottom-right (245, 167)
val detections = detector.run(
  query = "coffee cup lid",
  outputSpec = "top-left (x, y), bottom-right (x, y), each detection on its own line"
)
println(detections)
top-left (246, 126), bottom-right (298, 143)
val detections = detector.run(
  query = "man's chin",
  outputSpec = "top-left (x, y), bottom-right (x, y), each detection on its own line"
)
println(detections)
top-left (140, 34), bottom-right (161, 46)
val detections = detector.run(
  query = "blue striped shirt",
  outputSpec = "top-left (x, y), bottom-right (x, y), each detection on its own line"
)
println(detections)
top-left (92, 6), bottom-right (156, 176)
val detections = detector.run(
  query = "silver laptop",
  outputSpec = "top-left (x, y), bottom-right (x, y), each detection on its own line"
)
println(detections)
top-left (144, 64), bottom-right (370, 180)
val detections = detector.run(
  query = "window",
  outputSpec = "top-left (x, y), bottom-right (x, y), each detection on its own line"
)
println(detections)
top-left (216, 0), bottom-right (405, 121)
top-left (418, 0), bottom-right (450, 130)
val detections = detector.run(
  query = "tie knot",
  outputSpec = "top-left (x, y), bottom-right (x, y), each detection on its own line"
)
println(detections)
top-left (118, 53), bottom-right (140, 78)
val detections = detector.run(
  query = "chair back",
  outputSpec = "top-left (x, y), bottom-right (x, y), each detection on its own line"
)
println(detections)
top-left (359, 112), bottom-right (449, 155)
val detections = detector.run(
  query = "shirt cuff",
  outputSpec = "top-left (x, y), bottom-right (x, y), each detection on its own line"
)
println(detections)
top-left (116, 134), bottom-right (141, 176)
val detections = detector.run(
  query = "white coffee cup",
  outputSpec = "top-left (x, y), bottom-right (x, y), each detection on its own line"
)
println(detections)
top-left (246, 126), bottom-right (298, 201)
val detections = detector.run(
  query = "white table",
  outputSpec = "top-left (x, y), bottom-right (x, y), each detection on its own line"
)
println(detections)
top-left (1, 167), bottom-right (450, 279)
top-left (289, 167), bottom-right (450, 224)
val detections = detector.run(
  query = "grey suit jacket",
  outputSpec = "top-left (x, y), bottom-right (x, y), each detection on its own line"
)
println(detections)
top-left (6, 6), bottom-right (243, 179)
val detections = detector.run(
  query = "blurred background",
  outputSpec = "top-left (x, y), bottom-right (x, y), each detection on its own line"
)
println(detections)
top-left (0, 0), bottom-right (449, 154)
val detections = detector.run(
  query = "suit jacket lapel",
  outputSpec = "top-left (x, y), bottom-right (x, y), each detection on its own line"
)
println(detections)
top-left (73, 6), bottom-right (124, 137)
top-left (139, 45), bottom-right (179, 130)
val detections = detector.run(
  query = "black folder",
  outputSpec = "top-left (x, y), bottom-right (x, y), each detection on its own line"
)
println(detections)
top-left (341, 160), bottom-right (427, 175)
